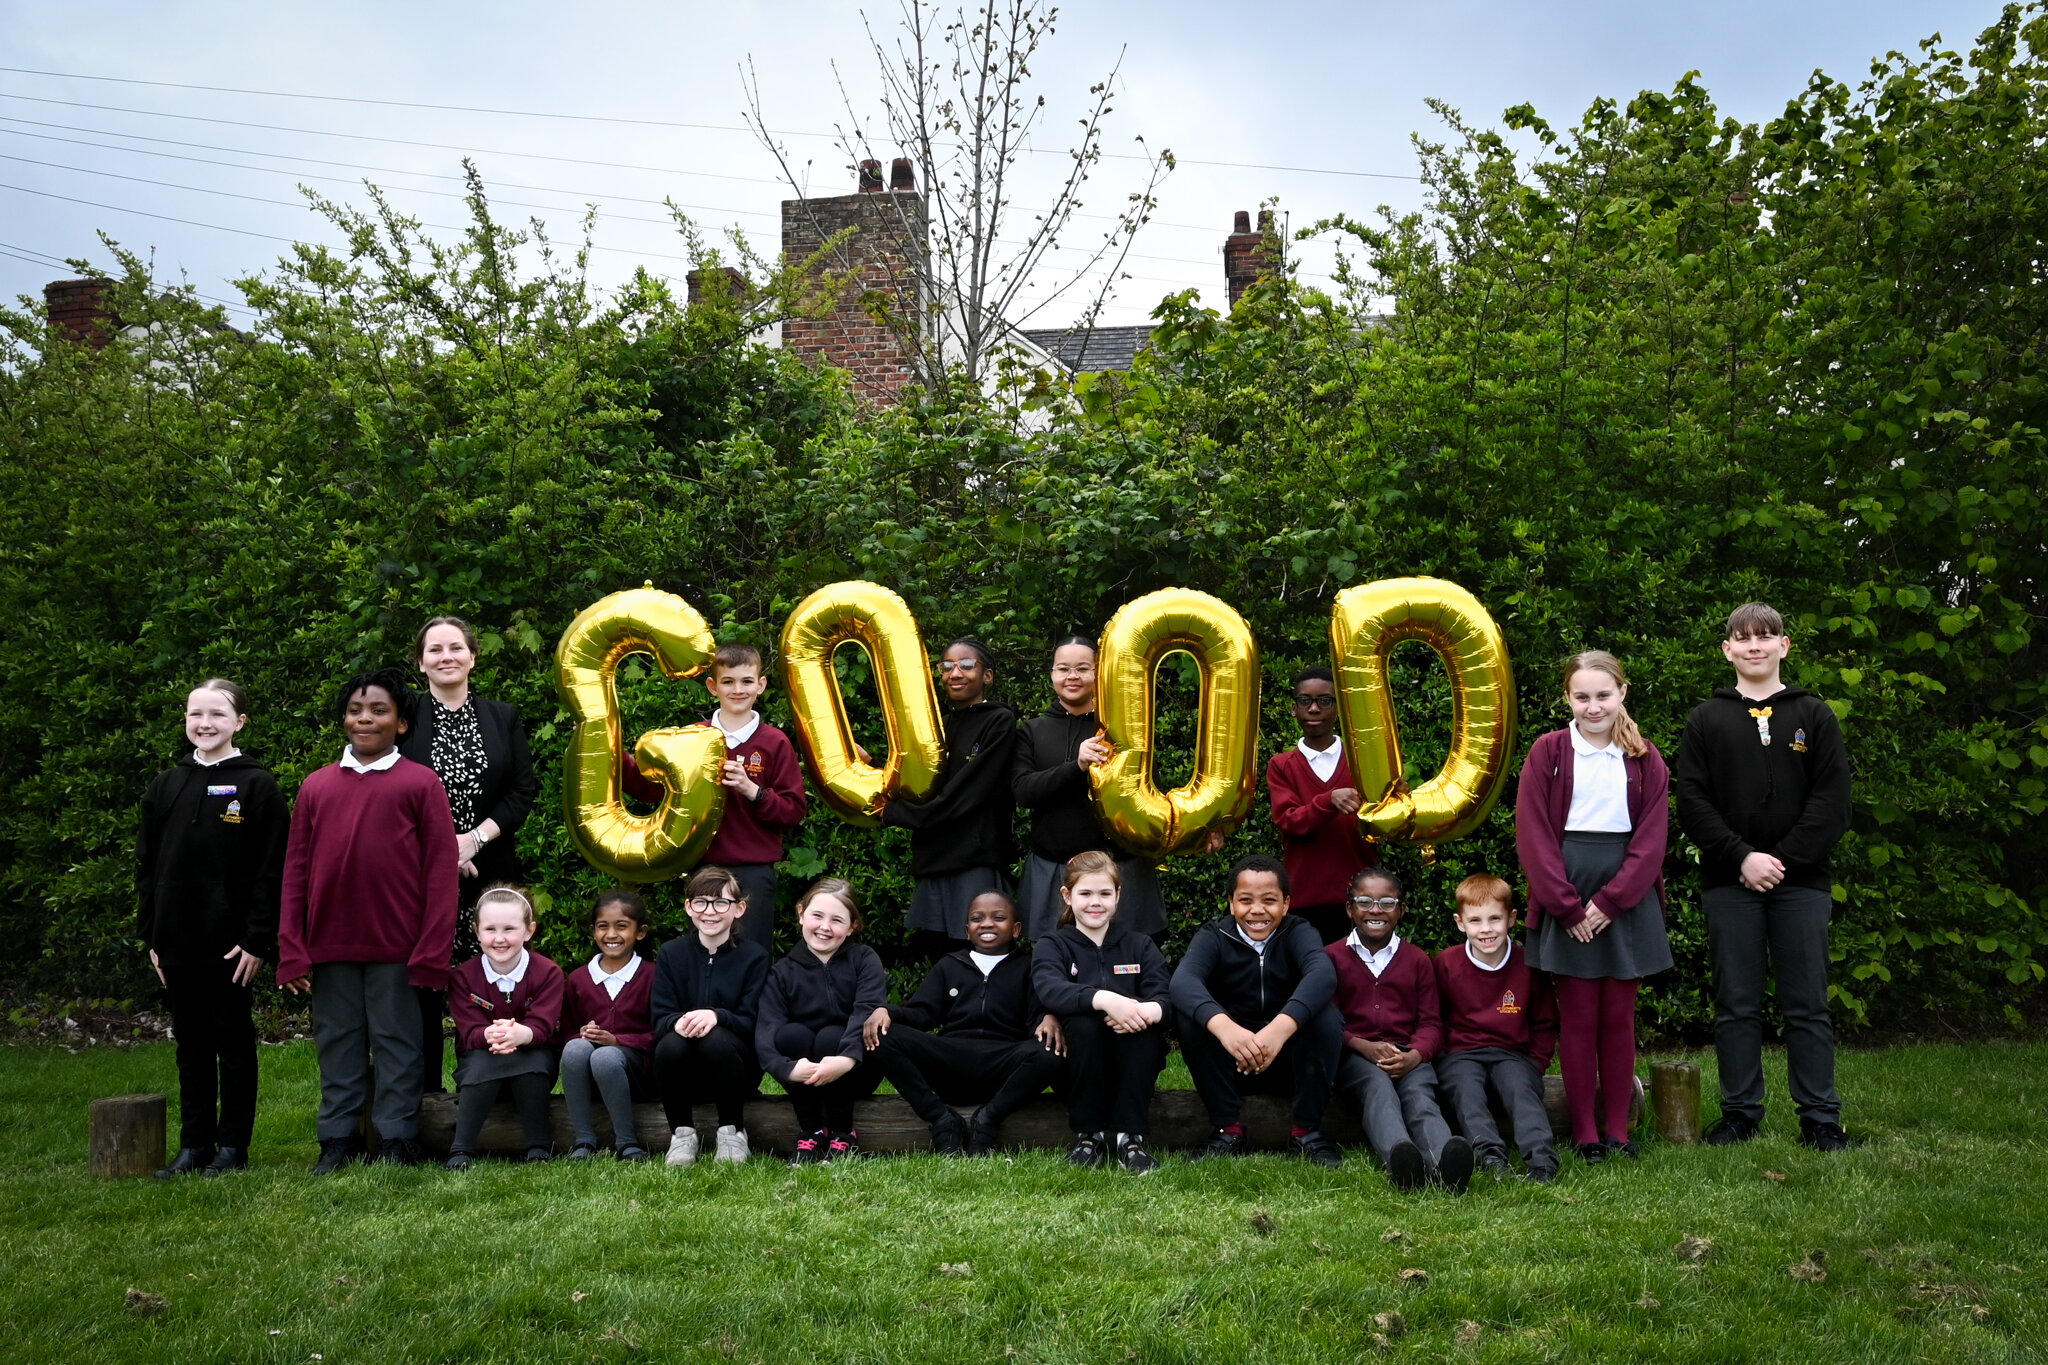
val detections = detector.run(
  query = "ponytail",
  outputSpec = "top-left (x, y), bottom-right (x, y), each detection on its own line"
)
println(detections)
top-left (1562, 649), bottom-right (1648, 758)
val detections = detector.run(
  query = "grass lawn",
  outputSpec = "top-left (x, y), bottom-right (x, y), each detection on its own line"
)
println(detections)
top-left (1, 1040), bottom-right (2042, 1363)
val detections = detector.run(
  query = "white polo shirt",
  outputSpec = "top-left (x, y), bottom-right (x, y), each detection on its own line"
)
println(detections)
top-left (1565, 721), bottom-right (1632, 833)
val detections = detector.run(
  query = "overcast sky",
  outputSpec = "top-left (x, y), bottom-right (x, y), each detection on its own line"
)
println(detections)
top-left (0, 0), bottom-right (2009, 330)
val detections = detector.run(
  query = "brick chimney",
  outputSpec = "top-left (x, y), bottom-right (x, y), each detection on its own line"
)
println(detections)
top-left (44, 278), bottom-right (115, 348)
top-left (782, 159), bottom-right (925, 404)
top-left (1223, 210), bottom-right (1277, 307)
top-left (686, 266), bottom-right (747, 309)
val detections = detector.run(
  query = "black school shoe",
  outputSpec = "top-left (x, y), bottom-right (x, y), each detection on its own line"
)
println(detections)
top-left (1604, 1138), bottom-right (1641, 1161)
top-left (1524, 1160), bottom-right (1560, 1184)
top-left (374, 1137), bottom-right (424, 1167)
top-left (202, 1147), bottom-right (247, 1177)
top-left (790, 1130), bottom-right (826, 1165)
top-left (1066, 1132), bottom-right (1108, 1169)
top-left (156, 1146), bottom-right (215, 1179)
top-left (443, 1151), bottom-right (474, 1172)
top-left (1116, 1133), bottom-right (1159, 1174)
top-left (1704, 1113), bottom-right (1760, 1146)
top-left (1293, 1132), bottom-right (1343, 1169)
top-left (1576, 1141), bottom-right (1608, 1165)
top-left (1436, 1136), bottom-right (1474, 1193)
top-left (965, 1108), bottom-right (1001, 1156)
top-left (1192, 1129), bottom-right (1248, 1160)
top-left (1477, 1151), bottom-right (1514, 1182)
top-left (1385, 1140), bottom-right (1428, 1192)
top-left (615, 1143), bottom-right (650, 1163)
top-left (312, 1135), bottom-right (364, 1175)
top-left (1799, 1118), bottom-right (1850, 1152)
top-left (930, 1111), bottom-right (968, 1156)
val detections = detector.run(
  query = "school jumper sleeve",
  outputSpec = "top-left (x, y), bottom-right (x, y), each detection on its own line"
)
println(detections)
top-left (519, 959), bottom-right (566, 1049)
top-left (754, 967), bottom-right (798, 1083)
top-left (241, 769), bottom-right (290, 961)
top-left (1773, 702), bottom-right (1853, 873)
top-left (1278, 920), bottom-right (1338, 1024)
top-left (840, 947), bottom-right (889, 1059)
top-left (1134, 936), bottom-right (1171, 1008)
top-left (1167, 930), bottom-right (1227, 1028)
top-left (608, 975), bottom-right (657, 1055)
top-left (1011, 727), bottom-right (1088, 808)
top-left (1527, 971), bottom-right (1560, 1072)
top-left (409, 773), bottom-right (463, 990)
top-left (1030, 937), bottom-right (1091, 1016)
top-left (134, 772), bottom-right (169, 948)
top-left (1410, 951), bottom-right (1446, 1061)
top-left (746, 733), bottom-right (809, 833)
top-left (1592, 744), bottom-right (1670, 918)
top-left (1513, 731), bottom-right (1589, 928)
top-left (884, 718), bottom-right (1018, 830)
top-left (890, 960), bottom-right (954, 1032)
top-left (718, 948), bottom-right (770, 1039)
top-left (1267, 753), bottom-right (1344, 837)
top-left (275, 776), bottom-right (322, 985)
top-left (1676, 711), bottom-right (1754, 872)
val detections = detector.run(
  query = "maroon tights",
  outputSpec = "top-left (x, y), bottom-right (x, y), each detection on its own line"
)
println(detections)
top-left (1553, 975), bottom-right (1639, 1146)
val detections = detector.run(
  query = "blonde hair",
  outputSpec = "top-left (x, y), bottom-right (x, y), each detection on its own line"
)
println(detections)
top-left (474, 882), bottom-right (536, 929)
top-left (1563, 650), bottom-right (1647, 758)
top-left (1058, 850), bottom-right (1122, 927)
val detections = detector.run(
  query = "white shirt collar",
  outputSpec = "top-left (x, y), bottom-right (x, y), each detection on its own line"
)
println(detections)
top-left (339, 746), bottom-right (403, 773)
top-left (1297, 736), bottom-right (1343, 782)
top-left (968, 950), bottom-right (1008, 977)
top-left (1569, 720), bottom-right (1623, 759)
top-left (1229, 922), bottom-right (1274, 955)
top-left (586, 953), bottom-right (642, 998)
top-left (482, 949), bottom-right (531, 993)
top-left (711, 709), bottom-right (761, 746)
top-left (1465, 941), bottom-right (1512, 972)
top-left (192, 748), bottom-right (242, 767)
top-left (1346, 928), bottom-right (1402, 976)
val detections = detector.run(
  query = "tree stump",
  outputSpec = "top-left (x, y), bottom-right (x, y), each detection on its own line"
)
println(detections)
top-left (1651, 1060), bottom-right (1703, 1144)
top-left (89, 1094), bottom-right (166, 1178)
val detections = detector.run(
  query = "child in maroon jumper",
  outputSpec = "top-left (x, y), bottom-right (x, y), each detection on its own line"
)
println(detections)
top-left (1266, 666), bottom-right (1375, 944)
top-left (444, 885), bottom-right (565, 1169)
top-left (1435, 875), bottom-right (1560, 1183)
top-left (278, 667), bottom-right (460, 1173)
top-left (559, 889), bottom-right (656, 1162)
top-left (1325, 868), bottom-right (1473, 1192)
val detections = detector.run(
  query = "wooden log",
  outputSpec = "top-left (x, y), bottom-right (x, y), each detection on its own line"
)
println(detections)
top-left (1651, 1060), bottom-right (1703, 1144)
top-left (89, 1094), bottom-right (166, 1178)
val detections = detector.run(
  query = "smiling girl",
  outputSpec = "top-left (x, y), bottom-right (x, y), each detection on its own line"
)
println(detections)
top-left (443, 884), bottom-right (565, 1169)
top-left (1515, 650), bottom-right (1673, 1164)
top-left (754, 878), bottom-right (887, 1163)
top-left (651, 865), bottom-right (771, 1166)
top-left (559, 889), bottom-right (656, 1162)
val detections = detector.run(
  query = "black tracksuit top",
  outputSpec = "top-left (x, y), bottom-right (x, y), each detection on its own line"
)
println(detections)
top-left (1011, 705), bottom-right (1116, 864)
top-left (1031, 925), bottom-right (1170, 1017)
top-left (648, 933), bottom-right (770, 1040)
top-left (883, 699), bottom-right (1019, 877)
top-left (891, 949), bottom-right (1047, 1042)
top-left (755, 943), bottom-right (889, 1077)
top-left (1169, 913), bottom-right (1337, 1031)
top-left (136, 753), bottom-right (290, 964)
top-left (1677, 685), bottom-right (1852, 891)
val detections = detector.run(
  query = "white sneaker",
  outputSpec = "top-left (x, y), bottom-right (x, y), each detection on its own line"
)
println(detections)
top-left (665, 1126), bottom-right (699, 1167)
top-left (714, 1125), bottom-right (750, 1164)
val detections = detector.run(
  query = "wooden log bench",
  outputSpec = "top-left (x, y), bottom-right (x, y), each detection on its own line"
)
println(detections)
top-left (417, 1074), bottom-right (1645, 1158)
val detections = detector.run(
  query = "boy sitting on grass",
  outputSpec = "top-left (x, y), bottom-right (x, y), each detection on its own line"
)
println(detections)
top-left (1434, 874), bottom-right (1560, 1183)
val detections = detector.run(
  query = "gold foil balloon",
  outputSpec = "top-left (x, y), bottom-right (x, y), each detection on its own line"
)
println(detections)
top-left (1329, 577), bottom-right (1516, 848)
top-left (554, 584), bottom-right (728, 882)
top-left (1089, 588), bottom-right (1261, 859)
top-left (780, 581), bottom-right (945, 826)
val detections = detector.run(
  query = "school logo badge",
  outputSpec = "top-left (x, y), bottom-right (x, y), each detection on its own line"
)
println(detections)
top-left (1498, 990), bottom-right (1521, 1014)
top-left (1791, 727), bottom-right (1808, 753)
top-left (206, 785), bottom-right (237, 796)
top-left (1113, 964), bottom-right (1142, 975)
top-left (745, 753), bottom-right (766, 779)
top-left (222, 799), bottom-right (243, 825)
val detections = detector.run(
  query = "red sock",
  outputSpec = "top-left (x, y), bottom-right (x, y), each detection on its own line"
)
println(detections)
top-left (1290, 1124), bottom-right (1311, 1139)
top-left (1553, 975), bottom-right (1603, 1147)
top-left (1598, 978), bottom-right (1640, 1141)
top-left (1221, 1123), bottom-right (1245, 1137)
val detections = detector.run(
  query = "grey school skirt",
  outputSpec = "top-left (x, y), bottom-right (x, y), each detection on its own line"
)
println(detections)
top-left (907, 866), bottom-right (1011, 937)
top-left (454, 1043), bottom-right (558, 1087)
top-left (1527, 831), bottom-right (1673, 980)
top-left (1018, 853), bottom-right (1167, 941)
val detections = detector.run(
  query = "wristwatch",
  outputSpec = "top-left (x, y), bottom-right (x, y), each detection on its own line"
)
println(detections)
top-left (472, 827), bottom-right (491, 848)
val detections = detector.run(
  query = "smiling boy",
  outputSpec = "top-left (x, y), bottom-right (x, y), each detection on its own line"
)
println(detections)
top-left (1265, 666), bottom-right (1376, 944)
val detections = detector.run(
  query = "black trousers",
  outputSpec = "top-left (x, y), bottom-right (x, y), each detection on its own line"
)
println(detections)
top-left (161, 956), bottom-right (260, 1150)
top-left (451, 1071), bottom-right (553, 1155)
top-left (1059, 1012), bottom-right (1166, 1137)
top-left (415, 986), bottom-right (449, 1095)
top-left (1177, 1004), bottom-right (1341, 1132)
top-left (653, 1026), bottom-right (759, 1130)
top-left (876, 1029), bottom-right (1064, 1125)
top-left (772, 1023), bottom-right (884, 1132)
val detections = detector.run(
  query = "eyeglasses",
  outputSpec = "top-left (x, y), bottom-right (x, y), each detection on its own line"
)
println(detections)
top-left (937, 660), bottom-right (985, 674)
top-left (687, 897), bottom-right (741, 913)
top-left (1293, 694), bottom-right (1337, 709)
top-left (1349, 896), bottom-right (1403, 911)
top-left (1051, 665), bottom-right (1094, 678)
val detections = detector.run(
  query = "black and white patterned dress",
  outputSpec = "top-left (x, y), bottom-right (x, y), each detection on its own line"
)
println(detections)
top-left (429, 696), bottom-right (490, 961)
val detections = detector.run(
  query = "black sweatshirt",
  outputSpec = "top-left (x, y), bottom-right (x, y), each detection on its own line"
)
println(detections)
top-left (136, 753), bottom-right (290, 964)
top-left (1011, 705), bottom-right (1115, 863)
top-left (754, 942), bottom-right (888, 1080)
top-left (890, 949), bottom-right (1047, 1041)
top-left (883, 699), bottom-right (1018, 877)
top-left (1677, 685), bottom-right (1852, 892)
top-left (648, 933), bottom-right (770, 1041)
top-left (1031, 925), bottom-right (1170, 1017)
top-left (1169, 914), bottom-right (1336, 1031)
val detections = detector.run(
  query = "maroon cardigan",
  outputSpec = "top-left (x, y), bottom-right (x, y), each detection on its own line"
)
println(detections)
top-left (558, 957), bottom-right (656, 1056)
top-left (449, 952), bottom-right (566, 1054)
top-left (1514, 728), bottom-right (1669, 931)
top-left (1325, 938), bottom-right (1445, 1060)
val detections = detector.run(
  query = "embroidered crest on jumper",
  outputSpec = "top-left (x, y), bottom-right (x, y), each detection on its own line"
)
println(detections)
top-left (221, 799), bottom-right (243, 824)
top-left (1749, 706), bottom-right (1774, 747)
top-left (206, 784), bottom-right (237, 796)
top-left (1498, 989), bottom-right (1521, 1014)
top-left (745, 752), bottom-right (766, 778)
top-left (1113, 963), bottom-right (1142, 975)
top-left (1790, 727), bottom-right (1809, 753)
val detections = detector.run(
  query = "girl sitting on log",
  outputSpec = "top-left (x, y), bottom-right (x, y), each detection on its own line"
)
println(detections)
top-left (444, 885), bottom-right (564, 1169)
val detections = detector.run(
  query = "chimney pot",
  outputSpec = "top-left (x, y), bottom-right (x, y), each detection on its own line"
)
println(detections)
top-left (858, 159), bottom-right (884, 192)
top-left (1257, 209), bottom-right (1274, 232)
top-left (1233, 210), bottom-right (1250, 234)
top-left (890, 157), bottom-right (916, 192)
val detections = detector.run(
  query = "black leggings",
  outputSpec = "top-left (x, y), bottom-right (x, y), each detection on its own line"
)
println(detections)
top-left (1059, 1012), bottom-right (1167, 1137)
top-left (162, 956), bottom-right (259, 1150)
top-left (876, 1029), bottom-right (1064, 1126)
top-left (653, 1026), bottom-right (759, 1130)
top-left (772, 1023), bottom-right (884, 1133)
top-left (451, 1071), bottom-right (553, 1155)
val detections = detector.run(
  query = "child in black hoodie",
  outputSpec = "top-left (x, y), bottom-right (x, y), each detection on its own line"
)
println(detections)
top-left (651, 866), bottom-right (770, 1166)
top-left (1170, 855), bottom-right (1342, 1166)
top-left (756, 877), bottom-right (888, 1162)
top-left (136, 679), bottom-right (289, 1178)
top-left (882, 639), bottom-right (1017, 949)
top-left (1031, 851), bottom-right (1170, 1173)
top-left (1678, 601), bottom-right (1852, 1151)
top-left (864, 889), bottom-right (1065, 1154)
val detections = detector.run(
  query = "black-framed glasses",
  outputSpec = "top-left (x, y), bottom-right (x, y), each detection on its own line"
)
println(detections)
top-left (1349, 895), bottom-right (1402, 911)
top-left (687, 897), bottom-right (742, 913)
top-left (1293, 694), bottom-right (1337, 709)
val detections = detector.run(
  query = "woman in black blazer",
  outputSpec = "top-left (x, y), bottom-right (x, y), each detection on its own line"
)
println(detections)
top-left (401, 614), bottom-right (539, 1091)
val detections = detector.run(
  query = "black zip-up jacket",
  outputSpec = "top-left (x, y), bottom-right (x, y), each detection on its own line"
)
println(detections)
top-left (891, 949), bottom-right (1047, 1041)
top-left (1677, 685), bottom-right (1852, 892)
top-left (1012, 704), bottom-right (1115, 863)
top-left (755, 942), bottom-right (889, 1080)
top-left (884, 699), bottom-right (1018, 877)
top-left (1169, 913), bottom-right (1336, 1031)
top-left (137, 753), bottom-right (290, 964)
top-left (649, 933), bottom-right (770, 1041)
top-left (1031, 925), bottom-right (1170, 1017)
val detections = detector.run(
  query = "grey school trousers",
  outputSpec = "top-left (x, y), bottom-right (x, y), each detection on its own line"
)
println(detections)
top-left (1335, 1053), bottom-right (1452, 1168)
top-left (1436, 1047), bottom-right (1556, 1167)
top-left (311, 961), bottom-right (424, 1142)
top-left (1705, 884), bottom-right (1840, 1125)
